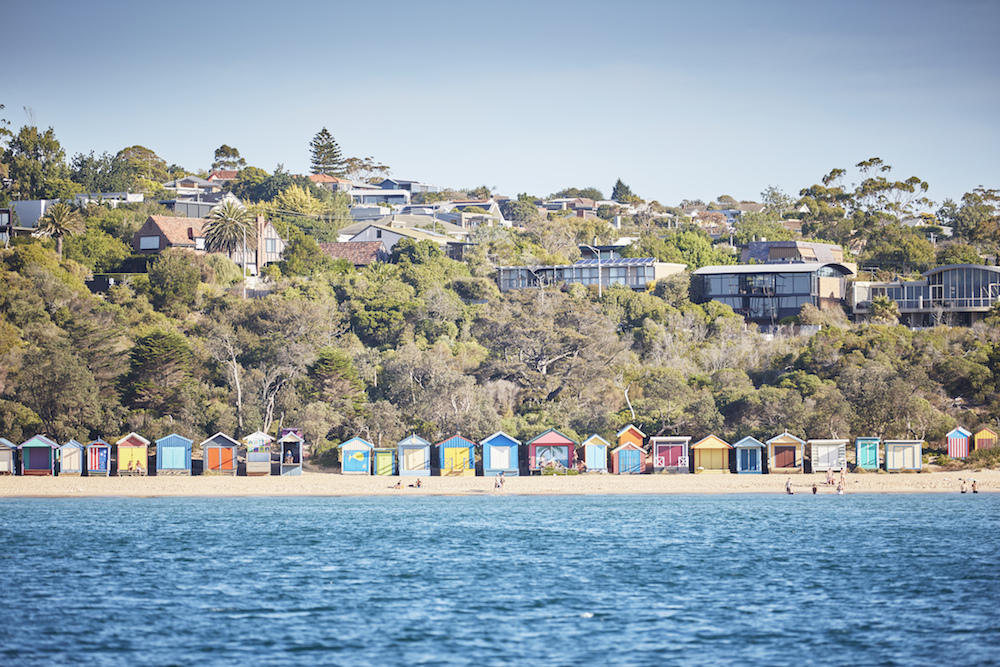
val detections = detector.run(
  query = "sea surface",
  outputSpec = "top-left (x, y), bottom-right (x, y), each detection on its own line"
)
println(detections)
top-left (1, 493), bottom-right (998, 666)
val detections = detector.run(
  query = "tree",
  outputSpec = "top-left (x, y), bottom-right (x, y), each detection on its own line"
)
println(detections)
top-left (612, 179), bottom-right (639, 204)
top-left (116, 145), bottom-right (169, 183)
top-left (205, 200), bottom-right (256, 256)
top-left (868, 295), bottom-right (900, 325)
top-left (146, 249), bottom-right (201, 315)
top-left (937, 187), bottom-right (1000, 246)
top-left (550, 186), bottom-right (604, 201)
top-left (342, 156), bottom-right (391, 183)
top-left (35, 203), bottom-right (84, 258)
top-left (2, 125), bottom-right (76, 199)
top-left (211, 145), bottom-right (246, 171)
top-left (71, 151), bottom-right (139, 193)
top-left (15, 341), bottom-right (101, 441)
top-left (760, 185), bottom-right (793, 219)
top-left (467, 185), bottom-right (491, 200)
top-left (123, 328), bottom-right (194, 416)
top-left (310, 128), bottom-right (345, 176)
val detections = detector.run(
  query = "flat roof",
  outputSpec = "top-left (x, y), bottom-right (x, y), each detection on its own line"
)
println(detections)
top-left (692, 262), bottom-right (854, 276)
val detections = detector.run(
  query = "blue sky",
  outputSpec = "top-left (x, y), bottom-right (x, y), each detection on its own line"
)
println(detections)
top-left (5, 0), bottom-right (998, 207)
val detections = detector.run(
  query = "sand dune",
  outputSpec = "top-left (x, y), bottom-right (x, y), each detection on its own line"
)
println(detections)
top-left (0, 469), bottom-right (996, 497)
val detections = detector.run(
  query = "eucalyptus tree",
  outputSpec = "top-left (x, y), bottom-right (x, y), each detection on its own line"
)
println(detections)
top-left (36, 203), bottom-right (84, 258)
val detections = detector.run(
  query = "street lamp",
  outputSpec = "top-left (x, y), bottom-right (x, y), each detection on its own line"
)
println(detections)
top-left (580, 243), bottom-right (602, 298)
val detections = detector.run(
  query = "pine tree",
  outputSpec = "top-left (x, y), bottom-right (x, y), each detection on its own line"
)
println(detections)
top-left (310, 127), bottom-right (345, 176)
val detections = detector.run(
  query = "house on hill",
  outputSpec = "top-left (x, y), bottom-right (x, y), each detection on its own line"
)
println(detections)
top-left (132, 213), bottom-right (286, 274)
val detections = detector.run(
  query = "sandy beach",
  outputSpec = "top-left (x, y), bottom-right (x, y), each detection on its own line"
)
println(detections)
top-left (0, 469), bottom-right (997, 497)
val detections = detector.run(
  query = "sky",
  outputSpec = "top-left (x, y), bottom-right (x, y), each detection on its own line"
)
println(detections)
top-left (4, 0), bottom-right (999, 207)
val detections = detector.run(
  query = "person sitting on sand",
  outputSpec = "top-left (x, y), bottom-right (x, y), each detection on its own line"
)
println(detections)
top-left (393, 480), bottom-right (401, 490)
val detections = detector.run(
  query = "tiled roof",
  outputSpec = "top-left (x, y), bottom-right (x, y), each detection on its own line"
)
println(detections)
top-left (207, 170), bottom-right (238, 181)
top-left (309, 174), bottom-right (352, 183)
top-left (149, 215), bottom-right (206, 246)
top-left (318, 241), bottom-right (386, 265)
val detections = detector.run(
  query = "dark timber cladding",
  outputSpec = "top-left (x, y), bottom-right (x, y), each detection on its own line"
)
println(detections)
top-left (691, 262), bottom-right (854, 323)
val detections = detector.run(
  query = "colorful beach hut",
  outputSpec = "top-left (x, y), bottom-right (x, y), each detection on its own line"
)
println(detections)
top-left (373, 448), bottom-right (396, 476)
top-left (397, 434), bottom-right (432, 477)
top-left (855, 437), bottom-right (880, 470)
top-left (339, 437), bottom-right (374, 475)
top-left (482, 431), bottom-right (521, 476)
top-left (156, 433), bottom-right (193, 476)
top-left (808, 439), bottom-right (847, 473)
top-left (202, 433), bottom-right (239, 475)
top-left (0, 437), bottom-right (16, 475)
top-left (437, 434), bottom-right (477, 476)
top-left (526, 429), bottom-right (577, 473)
top-left (885, 440), bottom-right (922, 471)
top-left (278, 431), bottom-right (304, 476)
top-left (243, 431), bottom-right (274, 476)
top-left (650, 436), bottom-right (691, 474)
top-left (579, 434), bottom-right (610, 473)
top-left (945, 427), bottom-right (971, 459)
top-left (766, 432), bottom-right (805, 474)
top-left (59, 439), bottom-right (85, 476)
top-left (690, 435), bottom-right (732, 473)
top-left (116, 433), bottom-right (150, 476)
top-left (610, 440), bottom-right (645, 474)
top-left (973, 427), bottom-right (997, 452)
top-left (18, 435), bottom-right (59, 475)
top-left (617, 425), bottom-right (646, 471)
top-left (733, 436), bottom-right (765, 474)
top-left (85, 438), bottom-right (112, 477)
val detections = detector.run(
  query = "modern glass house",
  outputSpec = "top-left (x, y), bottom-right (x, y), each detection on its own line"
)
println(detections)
top-left (496, 258), bottom-right (685, 292)
top-left (852, 265), bottom-right (1000, 327)
top-left (690, 263), bottom-right (854, 324)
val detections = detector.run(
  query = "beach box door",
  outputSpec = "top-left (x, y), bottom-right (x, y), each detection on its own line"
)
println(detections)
top-left (858, 440), bottom-right (877, 469)
top-left (90, 447), bottom-right (108, 471)
top-left (490, 445), bottom-right (510, 470)
top-left (444, 447), bottom-right (470, 473)
top-left (344, 450), bottom-right (369, 474)
top-left (774, 446), bottom-right (796, 468)
top-left (740, 448), bottom-right (759, 472)
top-left (620, 449), bottom-right (642, 474)
top-left (586, 444), bottom-right (604, 469)
top-left (162, 447), bottom-right (185, 470)
top-left (404, 448), bottom-right (426, 473)
top-left (0, 449), bottom-right (12, 473)
top-left (62, 447), bottom-right (81, 473)
top-left (28, 448), bottom-right (50, 470)
top-left (375, 451), bottom-right (393, 476)
top-left (820, 446), bottom-right (839, 470)
top-left (208, 447), bottom-right (234, 471)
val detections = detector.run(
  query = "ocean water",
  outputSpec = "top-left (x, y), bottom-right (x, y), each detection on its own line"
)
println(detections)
top-left (1, 494), bottom-right (998, 666)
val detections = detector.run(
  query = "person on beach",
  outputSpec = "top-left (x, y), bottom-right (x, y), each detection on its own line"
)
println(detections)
top-left (972, 479), bottom-right (978, 494)
top-left (826, 469), bottom-right (832, 486)
top-left (285, 450), bottom-right (293, 464)
top-left (812, 483), bottom-right (818, 495)
top-left (128, 460), bottom-right (134, 474)
top-left (786, 478), bottom-right (793, 495)
top-left (840, 467), bottom-right (846, 487)
top-left (499, 471), bottom-right (505, 492)
top-left (961, 478), bottom-right (967, 494)
top-left (393, 480), bottom-right (401, 490)
top-left (416, 478), bottom-right (422, 489)
top-left (836, 481), bottom-right (843, 495)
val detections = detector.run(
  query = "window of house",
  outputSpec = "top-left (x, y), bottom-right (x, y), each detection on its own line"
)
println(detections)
top-left (195, 237), bottom-right (205, 250)
top-left (266, 238), bottom-right (277, 253)
top-left (139, 236), bottom-right (159, 250)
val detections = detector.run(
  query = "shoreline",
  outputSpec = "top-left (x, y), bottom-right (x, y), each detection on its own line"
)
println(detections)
top-left (0, 470), bottom-right (996, 498)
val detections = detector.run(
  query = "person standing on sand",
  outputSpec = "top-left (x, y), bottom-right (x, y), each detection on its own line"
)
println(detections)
top-left (972, 479), bottom-right (978, 494)
top-left (960, 479), bottom-right (967, 493)
top-left (812, 483), bottom-right (818, 495)
top-left (837, 481), bottom-right (843, 495)
top-left (786, 478), bottom-right (793, 495)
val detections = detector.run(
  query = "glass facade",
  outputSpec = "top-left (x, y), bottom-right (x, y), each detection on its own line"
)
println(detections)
top-left (497, 260), bottom-right (657, 292)
top-left (694, 265), bottom-right (849, 322)
top-left (859, 266), bottom-right (1000, 313)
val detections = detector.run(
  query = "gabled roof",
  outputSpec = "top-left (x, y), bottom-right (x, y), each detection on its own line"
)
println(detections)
top-left (946, 427), bottom-right (971, 438)
top-left (526, 428), bottom-right (578, 446)
top-left (733, 436), bottom-right (766, 449)
top-left (616, 424), bottom-right (646, 439)
top-left (691, 435), bottom-right (732, 449)
top-left (117, 432), bottom-right (151, 447)
top-left (611, 441), bottom-right (644, 453)
top-left (318, 241), bottom-right (386, 265)
top-left (61, 439), bottom-right (85, 449)
top-left (339, 436), bottom-right (374, 450)
top-left (243, 430), bottom-right (274, 444)
top-left (279, 432), bottom-right (305, 443)
top-left (397, 434), bottom-right (431, 447)
top-left (581, 434), bottom-right (611, 447)
top-left (200, 432), bottom-right (241, 448)
top-left (207, 170), bottom-right (238, 181)
top-left (481, 431), bottom-right (521, 446)
top-left (19, 435), bottom-right (60, 449)
top-left (86, 438), bottom-right (111, 448)
top-left (145, 215), bottom-right (206, 245)
top-left (766, 432), bottom-right (805, 446)
top-left (163, 175), bottom-right (215, 188)
top-left (157, 433), bottom-right (193, 447)
top-left (309, 174), bottom-right (353, 184)
top-left (436, 434), bottom-right (477, 448)
top-left (0, 437), bottom-right (16, 449)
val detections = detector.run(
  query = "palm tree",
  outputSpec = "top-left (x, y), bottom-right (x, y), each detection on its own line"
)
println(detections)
top-left (36, 203), bottom-right (84, 258)
top-left (204, 199), bottom-right (256, 258)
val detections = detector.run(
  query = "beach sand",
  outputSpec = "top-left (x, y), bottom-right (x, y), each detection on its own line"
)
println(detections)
top-left (1, 469), bottom-right (997, 498)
